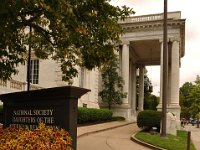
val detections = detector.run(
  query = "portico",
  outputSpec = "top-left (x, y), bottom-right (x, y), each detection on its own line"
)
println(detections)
top-left (111, 11), bottom-right (185, 122)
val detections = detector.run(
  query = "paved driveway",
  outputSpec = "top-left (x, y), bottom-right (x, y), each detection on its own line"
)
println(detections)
top-left (77, 123), bottom-right (150, 150)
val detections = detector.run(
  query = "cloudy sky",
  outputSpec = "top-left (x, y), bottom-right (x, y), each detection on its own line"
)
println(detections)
top-left (111, 0), bottom-right (200, 95)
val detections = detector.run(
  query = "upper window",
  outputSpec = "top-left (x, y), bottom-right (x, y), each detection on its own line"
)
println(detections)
top-left (30, 59), bottom-right (39, 84)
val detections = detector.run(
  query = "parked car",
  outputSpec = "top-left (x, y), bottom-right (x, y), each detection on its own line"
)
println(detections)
top-left (190, 118), bottom-right (199, 124)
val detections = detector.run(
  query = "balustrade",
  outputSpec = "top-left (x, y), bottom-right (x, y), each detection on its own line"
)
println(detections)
top-left (119, 11), bottom-right (181, 24)
top-left (0, 79), bottom-right (42, 91)
top-left (0, 80), bottom-right (7, 87)
top-left (10, 80), bottom-right (25, 90)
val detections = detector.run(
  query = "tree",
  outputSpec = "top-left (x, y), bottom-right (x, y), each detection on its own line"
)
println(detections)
top-left (144, 94), bottom-right (159, 110)
top-left (188, 76), bottom-right (200, 117)
top-left (139, 71), bottom-right (159, 110)
top-left (180, 82), bottom-right (195, 119)
top-left (180, 76), bottom-right (200, 119)
top-left (99, 55), bottom-right (126, 109)
top-left (0, 0), bottom-right (134, 81)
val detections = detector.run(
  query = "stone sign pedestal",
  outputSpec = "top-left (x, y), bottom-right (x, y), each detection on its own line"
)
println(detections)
top-left (0, 86), bottom-right (90, 150)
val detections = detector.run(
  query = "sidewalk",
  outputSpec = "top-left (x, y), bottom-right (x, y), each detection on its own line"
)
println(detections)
top-left (77, 122), bottom-right (198, 150)
top-left (77, 121), bottom-right (133, 138)
top-left (77, 121), bottom-right (152, 150)
top-left (186, 124), bottom-right (200, 150)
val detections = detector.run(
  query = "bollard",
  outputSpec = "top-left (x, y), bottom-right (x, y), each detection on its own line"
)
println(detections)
top-left (187, 131), bottom-right (191, 150)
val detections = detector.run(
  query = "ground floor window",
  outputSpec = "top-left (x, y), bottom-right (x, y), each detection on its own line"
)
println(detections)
top-left (30, 59), bottom-right (39, 84)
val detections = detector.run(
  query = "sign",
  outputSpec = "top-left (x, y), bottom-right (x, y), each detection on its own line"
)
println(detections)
top-left (0, 86), bottom-right (90, 150)
top-left (11, 109), bottom-right (55, 129)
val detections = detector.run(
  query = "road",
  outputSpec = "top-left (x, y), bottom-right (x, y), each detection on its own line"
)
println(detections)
top-left (77, 123), bottom-right (150, 150)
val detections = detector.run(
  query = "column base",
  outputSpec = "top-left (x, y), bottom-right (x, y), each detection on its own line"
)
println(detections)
top-left (167, 104), bottom-right (181, 120)
top-left (157, 103), bottom-right (180, 120)
top-left (111, 104), bottom-right (137, 122)
top-left (99, 103), bottom-right (137, 121)
top-left (157, 103), bottom-right (181, 130)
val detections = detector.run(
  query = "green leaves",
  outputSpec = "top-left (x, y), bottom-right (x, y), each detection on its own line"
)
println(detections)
top-left (99, 55), bottom-right (127, 109)
top-left (180, 75), bottom-right (200, 118)
top-left (0, 0), bottom-right (134, 82)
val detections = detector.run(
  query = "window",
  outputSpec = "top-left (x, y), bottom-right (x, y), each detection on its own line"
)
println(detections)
top-left (83, 103), bottom-right (87, 108)
top-left (30, 59), bottom-right (39, 84)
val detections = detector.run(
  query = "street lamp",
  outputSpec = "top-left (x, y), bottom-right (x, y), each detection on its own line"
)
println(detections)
top-left (27, 25), bottom-right (32, 91)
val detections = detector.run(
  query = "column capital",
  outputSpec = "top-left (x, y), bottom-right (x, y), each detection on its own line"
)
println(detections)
top-left (121, 40), bottom-right (130, 45)
top-left (169, 37), bottom-right (180, 42)
top-left (138, 65), bottom-right (145, 69)
top-left (159, 38), bottom-right (163, 43)
top-left (159, 38), bottom-right (171, 43)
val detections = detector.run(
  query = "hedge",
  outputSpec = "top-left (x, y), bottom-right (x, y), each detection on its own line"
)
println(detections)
top-left (137, 110), bottom-right (162, 131)
top-left (78, 107), bottom-right (113, 124)
top-left (0, 105), bottom-right (3, 123)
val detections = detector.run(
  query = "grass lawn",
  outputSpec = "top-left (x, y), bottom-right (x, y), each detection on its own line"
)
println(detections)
top-left (135, 130), bottom-right (196, 150)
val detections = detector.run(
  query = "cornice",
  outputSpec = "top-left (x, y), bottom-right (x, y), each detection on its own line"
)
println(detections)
top-left (120, 19), bottom-right (185, 32)
top-left (120, 19), bottom-right (185, 58)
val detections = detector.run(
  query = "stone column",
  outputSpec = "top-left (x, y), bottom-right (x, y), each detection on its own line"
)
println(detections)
top-left (122, 42), bottom-right (130, 104)
top-left (129, 63), bottom-right (137, 121)
top-left (168, 50), bottom-right (171, 106)
top-left (157, 40), bottom-right (163, 110)
top-left (129, 63), bottom-right (132, 105)
top-left (132, 64), bottom-right (137, 112)
top-left (130, 63), bottom-right (137, 114)
top-left (165, 38), bottom-right (181, 129)
top-left (169, 39), bottom-right (180, 114)
top-left (138, 65), bottom-right (144, 111)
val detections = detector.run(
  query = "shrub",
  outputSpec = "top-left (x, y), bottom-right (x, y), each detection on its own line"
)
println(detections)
top-left (78, 107), bottom-right (113, 124)
top-left (137, 110), bottom-right (162, 131)
top-left (0, 105), bottom-right (3, 123)
top-left (0, 123), bottom-right (73, 150)
top-left (110, 116), bottom-right (125, 121)
top-left (0, 105), bottom-right (2, 112)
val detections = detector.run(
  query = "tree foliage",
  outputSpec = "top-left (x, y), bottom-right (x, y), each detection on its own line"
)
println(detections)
top-left (141, 72), bottom-right (158, 110)
top-left (144, 94), bottom-right (159, 110)
top-left (99, 55), bottom-right (127, 109)
top-left (180, 75), bottom-right (200, 118)
top-left (0, 0), bottom-right (134, 81)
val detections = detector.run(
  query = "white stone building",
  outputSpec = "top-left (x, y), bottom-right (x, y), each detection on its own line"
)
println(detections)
top-left (0, 11), bottom-right (185, 122)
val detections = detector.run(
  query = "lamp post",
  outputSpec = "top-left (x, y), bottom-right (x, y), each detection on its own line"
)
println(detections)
top-left (161, 0), bottom-right (168, 137)
top-left (27, 25), bottom-right (32, 91)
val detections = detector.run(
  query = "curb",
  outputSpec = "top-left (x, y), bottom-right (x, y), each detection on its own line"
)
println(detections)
top-left (77, 122), bottom-right (134, 138)
top-left (131, 133), bottom-right (167, 150)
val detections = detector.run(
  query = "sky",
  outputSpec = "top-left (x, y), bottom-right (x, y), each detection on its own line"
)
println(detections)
top-left (111, 0), bottom-right (200, 95)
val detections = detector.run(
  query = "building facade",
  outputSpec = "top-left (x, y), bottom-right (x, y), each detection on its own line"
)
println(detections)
top-left (0, 12), bottom-right (185, 122)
